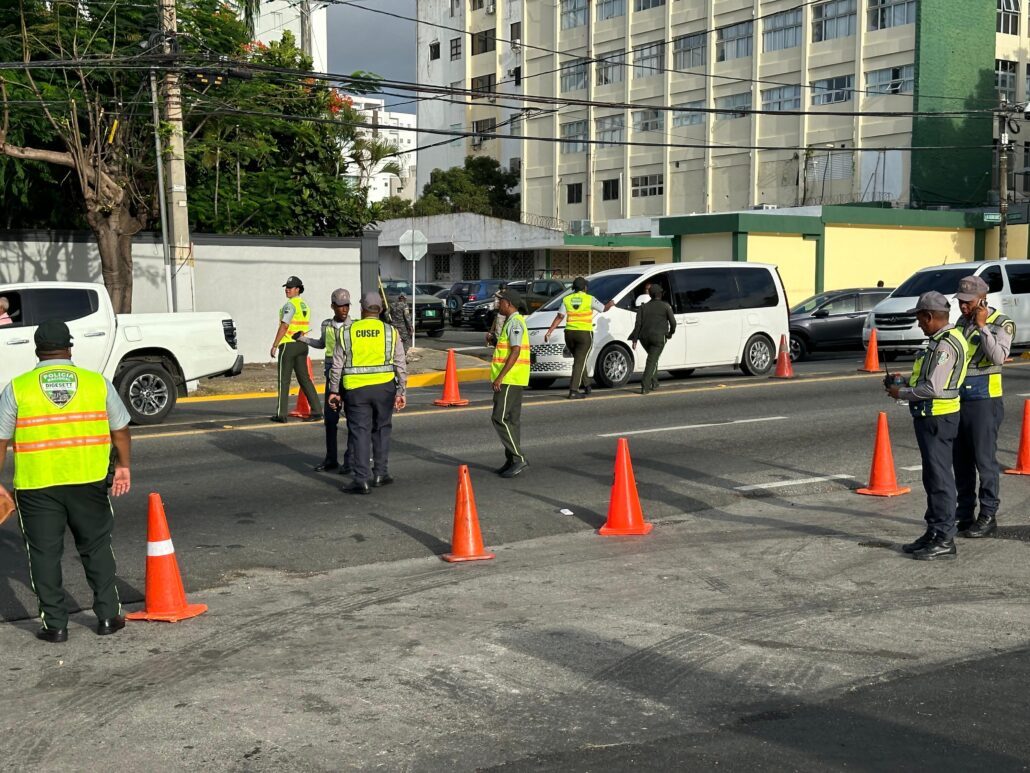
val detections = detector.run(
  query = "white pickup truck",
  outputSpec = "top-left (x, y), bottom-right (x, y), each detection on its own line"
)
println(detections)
top-left (0, 281), bottom-right (243, 424)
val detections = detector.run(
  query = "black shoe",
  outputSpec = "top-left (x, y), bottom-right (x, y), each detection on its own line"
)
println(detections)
top-left (500, 460), bottom-right (528, 479)
top-left (567, 390), bottom-right (585, 399)
top-left (314, 461), bottom-right (339, 472)
top-left (912, 533), bottom-right (957, 561)
top-left (962, 514), bottom-right (997, 539)
top-left (303, 415), bottom-right (323, 423)
top-left (901, 528), bottom-right (934, 554)
top-left (269, 416), bottom-right (287, 423)
top-left (583, 384), bottom-right (592, 395)
top-left (956, 519), bottom-right (976, 534)
top-left (337, 465), bottom-right (354, 476)
top-left (495, 460), bottom-right (513, 475)
top-left (96, 616), bottom-right (125, 636)
top-left (36, 626), bottom-right (68, 643)
top-left (342, 480), bottom-right (371, 495)
top-left (639, 388), bottom-right (649, 395)
top-left (372, 474), bottom-right (394, 488)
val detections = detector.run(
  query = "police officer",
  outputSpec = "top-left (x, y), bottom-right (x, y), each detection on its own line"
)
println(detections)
top-left (886, 291), bottom-right (970, 560)
top-left (0, 320), bottom-right (132, 642)
top-left (296, 288), bottom-right (355, 474)
top-left (269, 275), bottom-right (321, 424)
top-left (543, 276), bottom-right (611, 399)
top-left (391, 293), bottom-right (415, 359)
top-left (954, 275), bottom-right (1014, 538)
top-left (328, 291), bottom-right (407, 495)
top-left (491, 289), bottom-right (530, 478)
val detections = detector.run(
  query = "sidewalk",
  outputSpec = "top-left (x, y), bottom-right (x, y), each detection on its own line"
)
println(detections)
top-left (2, 492), bottom-right (1028, 771)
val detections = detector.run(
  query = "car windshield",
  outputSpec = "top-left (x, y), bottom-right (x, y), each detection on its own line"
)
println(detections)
top-left (538, 273), bottom-right (638, 311)
top-left (791, 293), bottom-right (836, 314)
top-left (894, 268), bottom-right (970, 297)
top-left (382, 280), bottom-right (414, 295)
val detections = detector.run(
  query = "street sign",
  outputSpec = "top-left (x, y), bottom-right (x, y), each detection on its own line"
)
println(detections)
top-left (983, 212), bottom-right (1002, 223)
top-left (399, 229), bottom-right (428, 262)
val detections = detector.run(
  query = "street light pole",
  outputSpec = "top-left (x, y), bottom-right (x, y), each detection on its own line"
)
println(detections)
top-left (999, 108), bottom-right (1010, 259)
top-left (150, 69), bottom-right (174, 313)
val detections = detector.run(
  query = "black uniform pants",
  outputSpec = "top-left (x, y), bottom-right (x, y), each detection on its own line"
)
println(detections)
top-left (640, 337), bottom-right (666, 392)
top-left (343, 381), bottom-right (396, 483)
top-left (276, 341), bottom-right (320, 420)
top-left (492, 383), bottom-right (525, 463)
top-left (323, 387), bottom-right (354, 470)
top-left (565, 330), bottom-right (593, 391)
top-left (14, 480), bottom-right (121, 630)
top-left (913, 413), bottom-right (960, 539)
top-left (954, 398), bottom-right (1004, 523)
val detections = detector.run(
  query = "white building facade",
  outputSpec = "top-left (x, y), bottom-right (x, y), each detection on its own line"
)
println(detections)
top-left (253, 0), bottom-right (330, 74)
top-left (344, 96), bottom-right (419, 203)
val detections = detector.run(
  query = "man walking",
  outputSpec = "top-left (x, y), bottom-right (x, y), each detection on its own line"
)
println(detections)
top-left (329, 291), bottom-right (407, 495)
top-left (296, 288), bottom-right (354, 474)
top-left (0, 320), bottom-right (132, 642)
top-left (491, 289), bottom-right (531, 478)
top-left (391, 293), bottom-right (415, 361)
top-left (886, 292), bottom-right (970, 560)
top-left (543, 276), bottom-right (610, 399)
top-left (953, 275), bottom-right (1014, 538)
top-left (269, 275), bottom-right (321, 424)
top-left (630, 285), bottom-right (677, 394)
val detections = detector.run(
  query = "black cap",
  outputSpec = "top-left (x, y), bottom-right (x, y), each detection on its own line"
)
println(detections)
top-left (283, 276), bottom-right (303, 289)
top-left (496, 288), bottom-right (522, 307)
top-left (34, 319), bottom-right (73, 349)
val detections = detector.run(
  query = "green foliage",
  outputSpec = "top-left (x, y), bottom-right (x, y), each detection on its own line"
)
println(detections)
top-left (379, 195), bottom-right (415, 220)
top-left (414, 156), bottom-right (520, 219)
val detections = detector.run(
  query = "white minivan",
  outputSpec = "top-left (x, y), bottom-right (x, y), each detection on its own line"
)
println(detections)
top-left (862, 260), bottom-right (1030, 355)
top-left (525, 263), bottom-right (790, 388)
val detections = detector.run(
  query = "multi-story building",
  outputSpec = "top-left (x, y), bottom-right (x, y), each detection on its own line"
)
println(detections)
top-left (343, 96), bottom-right (419, 203)
top-left (416, 0), bottom-right (525, 200)
top-left (253, 0), bottom-right (330, 73)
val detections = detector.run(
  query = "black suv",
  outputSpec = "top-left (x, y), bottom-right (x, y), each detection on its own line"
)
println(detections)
top-left (445, 279), bottom-right (509, 326)
top-left (789, 287), bottom-right (892, 361)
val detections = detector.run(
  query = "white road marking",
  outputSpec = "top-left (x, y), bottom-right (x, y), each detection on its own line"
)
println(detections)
top-left (598, 416), bottom-right (788, 438)
top-left (448, 346), bottom-right (489, 351)
top-left (734, 474), bottom-right (855, 492)
top-left (901, 465), bottom-right (923, 471)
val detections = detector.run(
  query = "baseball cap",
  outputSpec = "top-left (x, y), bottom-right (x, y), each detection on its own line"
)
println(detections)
top-left (331, 288), bottom-right (351, 306)
top-left (955, 275), bottom-right (989, 302)
top-left (283, 276), bottom-right (303, 289)
top-left (907, 291), bottom-right (951, 314)
top-left (34, 319), bottom-right (73, 349)
top-left (496, 288), bottom-right (522, 307)
top-left (361, 290), bottom-right (383, 310)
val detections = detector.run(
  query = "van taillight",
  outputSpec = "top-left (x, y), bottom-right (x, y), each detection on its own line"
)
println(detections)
top-left (468, 294), bottom-right (477, 302)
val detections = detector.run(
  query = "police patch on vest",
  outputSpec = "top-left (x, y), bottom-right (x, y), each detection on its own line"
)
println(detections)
top-left (937, 350), bottom-right (951, 366)
top-left (39, 369), bottom-right (77, 408)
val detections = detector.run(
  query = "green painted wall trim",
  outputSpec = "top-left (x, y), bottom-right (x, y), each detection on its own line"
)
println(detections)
top-left (563, 234), bottom-right (673, 248)
top-left (973, 230), bottom-right (985, 261)
top-left (732, 232), bottom-right (748, 262)
top-left (820, 205), bottom-right (984, 229)
top-left (672, 237), bottom-right (681, 262)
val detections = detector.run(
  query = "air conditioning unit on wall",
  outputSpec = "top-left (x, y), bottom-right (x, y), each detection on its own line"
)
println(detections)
top-left (486, 3), bottom-right (495, 13)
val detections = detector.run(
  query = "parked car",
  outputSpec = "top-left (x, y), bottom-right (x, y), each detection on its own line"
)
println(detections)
top-left (380, 279), bottom-right (446, 337)
top-left (0, 281), bottom-right (243, 424)
top-left (526, 263), bottom-right (789, 388)
top-left (789, 287), bottom-right (892, 361)
top-left (417, 282), bottom-right (448, 296)
top-left (445, 279), bottom-right (509, 325)
top-left (862, 260), bottom-right (1030, 355)
top-left (460, 278), bottom-right (570, 330)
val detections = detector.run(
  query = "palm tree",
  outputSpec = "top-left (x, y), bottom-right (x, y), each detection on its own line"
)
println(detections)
top-left (239, 0), bottom-right (261, 37)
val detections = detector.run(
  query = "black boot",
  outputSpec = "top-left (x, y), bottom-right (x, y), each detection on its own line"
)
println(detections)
top-left (956, 518), bottom-right (976, 535)
top-left (962, 513), bottom-right (997, 539)
top-left (901, 527), bottom-right (934, 554)
top-left (911, 532), bottom-right (957, 561)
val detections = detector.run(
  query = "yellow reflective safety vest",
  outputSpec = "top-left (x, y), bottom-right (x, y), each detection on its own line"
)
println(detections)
top-left (279, 296), bottom-right (311, 345)
top-left (908, 327), bottom-right (969, 418)
top-left (961, 310), bottom-right (1014, 401)
top-left (12, 364), bottom-right (111, 490)
top-left (563, 292), bottom-right (595, 331)
top-left (491, 313), bottom-right (530, 386)
top-left (342, 318), bottom-right (395, 390)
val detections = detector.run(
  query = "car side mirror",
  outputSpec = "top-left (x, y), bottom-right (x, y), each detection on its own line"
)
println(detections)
top-left (812, 308), bottom-right (830, 318)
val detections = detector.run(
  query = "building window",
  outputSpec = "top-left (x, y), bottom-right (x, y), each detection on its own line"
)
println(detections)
top-left (472, 28), bottom-right (496, 55)
top-left (470, 73), bottom-right (496, 98)
top-left (631, 174), bottom-right (663, 197)
top-left (462, 253), bottom-right (480, 280)
top-left (433, 253), bottom-right (450, 281)
top-left (634, 0), bottom-right (665, 10)
top-left (866, 64), bottom-right (914, 94)
top-left (567, 183), bottom-right (584, 204)
top-left (633, 42), bottom-right (665, 78)
top-left (596, 0), bottom-right (625, 21)
top-left (429, 42), bottom-right (441, 60)
top-left (763, 9), bottom-right (802, 52)
top-left (811, 74), bottom-right (854, 105)
top-left (595, 114), bottom-right (625, 147)
top-left (633, 109), bottom-right (664, 133)
top-left (561, 0), bottom-right (588, 29)
top-left (673, 32), bottom-right (706, 69)
top-left (672, 100), bottom-right (705, 126)
top-left (997, 0), bottom-right (1020, 34)
top-left (560, 120), bottom-right (588, 153)
top-left (602, 178), bottom-right (620, 201)
top-left (509, 115), bottom-right (522, 136)
top-left (596, 50), bottom-right (627, 85)
top-left (869, 0), bottom-right (916, 30)
top-left (716, 21), bottom-right (753, 62)
top-left (450, 0), bottom-right (461, 17)
top-left (472, 118), bottom-right (496, 137)
top-left (511, 66), bottom-right (522, 86)
top-left (761, 85), bottom-right (801, 111)
top-left (470, 0), bottom-right (484, 9)
top-left (510, 157), bottom-right (522, 175)
top-left (560, 58), bottom-right (589, 92)
top-left (510, 21), bottom-right (521, 42)
top-left (450, 37), bottom-right (462, 60)
top-left (997, 59), bottom-right (1017, 103)
top-left (715, 92), bottom-right (752, 119)
top-left (813, 0), bottom-right (856, 43)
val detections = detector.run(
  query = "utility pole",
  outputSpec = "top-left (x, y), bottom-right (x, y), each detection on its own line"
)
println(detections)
top-left (300, 0), bottom-right (314, 62)
top-left (999, 108), bottom-right (1010, 259)
top-left (159, 0), bottom-right (195, 311)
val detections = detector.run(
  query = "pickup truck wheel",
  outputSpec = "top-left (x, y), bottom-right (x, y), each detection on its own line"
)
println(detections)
top-left (117, 363), bottom-right (176, 425)
top-left (594, 343), bottom-right (633, 388)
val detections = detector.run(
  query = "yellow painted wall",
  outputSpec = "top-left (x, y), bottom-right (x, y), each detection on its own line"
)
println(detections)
top-left (679, 233), bottom-right (732, 261)
top-left (984, 224), bottom-right (1030, 260)
top-left (748, 233), bottom-right (817, 302)
top-left (627, 248), bottom-right (673, 265)
top-left (823, 225), bottom-right (974, 290)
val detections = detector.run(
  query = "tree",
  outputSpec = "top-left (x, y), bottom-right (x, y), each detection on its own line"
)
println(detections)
top-left (413, 156), bottom-right (519, 219)
top-left (379, 195), bottom-right (414, 220)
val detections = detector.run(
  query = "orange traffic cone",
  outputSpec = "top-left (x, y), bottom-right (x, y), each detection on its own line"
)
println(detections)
top-left (856, 412), bottom-right (911, 497)
top-left (126, 493), bottom-right (208, 623)
top-left (860, 329), bottom-right (881, 373)
top-left (1006, 400), bottom-right (1030, 475)
top-left (442, 465), bottom-right (495, 562)
top-left (434, 349), bottom-right (470, 407)
top-left (599, 438), bottom-right (653, 536)
top-left (288, 358), bottom-right (315, 418)
top-left (771, 334), bottom-right (795, 379)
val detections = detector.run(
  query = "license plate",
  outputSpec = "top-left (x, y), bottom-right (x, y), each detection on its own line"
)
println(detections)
top-left (424, 309), bottom-right (438, 317)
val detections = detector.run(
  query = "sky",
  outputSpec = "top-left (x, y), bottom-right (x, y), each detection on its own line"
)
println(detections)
top-left (326, 0), bottom-right (418, 114)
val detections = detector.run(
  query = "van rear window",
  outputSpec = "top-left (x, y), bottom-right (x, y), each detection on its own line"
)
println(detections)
top-left (736, 268), bottom-right (780, 309)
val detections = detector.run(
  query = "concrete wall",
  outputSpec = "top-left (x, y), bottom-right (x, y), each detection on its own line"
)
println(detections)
top-left (680, 233), bottom-right (732, 262)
